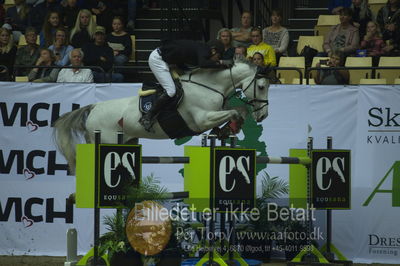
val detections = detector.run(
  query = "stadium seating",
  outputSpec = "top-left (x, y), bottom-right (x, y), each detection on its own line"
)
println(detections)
top-left (296, 36), bottom-right (324, 55)
top-left (277, 57), bottom-right (305, 84)
top-left (314, 15), bottom-right (340, 37)
top-left (376, 57), bottom-right (400, 84)
top-left (345, 57), bottom-right (373, 84)
top-left (359, 78), bottom-right (387, 84)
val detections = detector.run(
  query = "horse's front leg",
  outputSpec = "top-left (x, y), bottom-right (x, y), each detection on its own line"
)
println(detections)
top-left (199, 109), bottom-right (240, 131)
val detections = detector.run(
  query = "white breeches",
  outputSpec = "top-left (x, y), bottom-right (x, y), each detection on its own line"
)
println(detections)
top-left (148, 49), bottom-right (176, 97)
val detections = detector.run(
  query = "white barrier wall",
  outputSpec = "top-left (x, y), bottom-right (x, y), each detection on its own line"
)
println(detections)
top-left (1, 82), bottom-right (399, 263)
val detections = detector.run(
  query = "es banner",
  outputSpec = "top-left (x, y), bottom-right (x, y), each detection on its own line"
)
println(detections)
top-left (311, 150), bottom-right (351, 209)
top-left (98, 144), bottom-right (141, 208)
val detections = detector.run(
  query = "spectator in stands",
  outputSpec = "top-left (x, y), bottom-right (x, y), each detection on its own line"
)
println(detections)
top-left (57, 48), bottom-right (93, 82)
top-left (329, 0), bottom-right (352, 15)
top-left (377, 0), bottom-right (400, 55)
top-left (0, 28), bottom-right (17, 81)
top-left (252, 52), bottom-right (265, 67)
top-left (25, 0), bottom-right (45, 6)
top-left (360, 21), bottom-right (385, 65)
top-left (234, 46), bottom-right (247, 60)
top-left (82, 25), bottom-right (123, 82)
top-left (4, 0), bottom-right (30, 43)
top-left (107, 16), bottom-right (132, 66)
top-left (14, 27), bottom-right (40, 75)
top-left (231, 11), bottom-right (252, 48)
top-left (40, 11), bottom-right (62, 47)
top-left (315, 50), bottom-right (349, 84)
top-left (48, 27), bottom-right (74, 66)
top-left (0, 1), bottom-right (5, 26)
top-left (70, 9), bottom-right (96, 48)
top-left (323, 8), bottom-right (359, 57)
top-left (262, 8), bottom-right (289, 63)
top-left (86, 0), bottom-right (113, 32)
top-left (27, 48), bottom-right (59, 81)
top-left (217, 28), bottom-right (235, 60)
top-left (29, 0), bottom-right (61, 33)
top-left (350, 0), bottom-right (373, 40)
top-left (60, 0), bottom-right (80, 29)
top-left (247, 27), bottom-right (276, 66)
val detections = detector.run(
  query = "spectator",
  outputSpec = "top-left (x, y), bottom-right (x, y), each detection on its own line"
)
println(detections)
top-left (234, 46), bottom-right (247, 60)
top-left (107, 16), bottom-right (132, 66)
top-left (329, 0), bottom-right (352, 14)
top-left (26, 0), bottom-right (44, 6)
top-left (350, 0), bottom-right (373, 40)
top-left (262, 8), bottom-right (289, 63)
top-left (0, 28), bottom-right (17, 81)
top-left (0, 2), bottom-right (4, 26)
top-left (48, 27), bottom-right (74, 66)
top-left (60, 0), bottom-right (80, 29)
top-left (231, 11), bottom-right (252, 48)
top-left (57, 48), bottom-right (93, 82)
top-left (125, 0), bottom-right (150, 30)
top-left (59, 0), bottom-right (85, 8)
top-left (217, 28), bottom-right (235, 60)
top-left (29, 0), bottom-right (61, 33)
top-left (247, 27), bottom-right (276, 66)
top-left (252, 52), bottom-right (265, 66)
top-left (39, 11), bottom-right (62, 47)
top-left (4, 0), bottom-right (30, 42)
top-left (360, 21), bottom-right (385, 65)
top-left (70, 9), bottom-right (96, 48)
top-left (377, 0), bottom-right (400, 55)
top-left (14, 27), bottom-right (40, 75)
top-left (323, 8), bottom-right (359, 57)
top-left (27, 48), bottom-right (59, 81)
top-left (82, 25), bottom-right (123, 82)
top-left (315, 50), bottom-right (349, 84)
top-left (86, 0), bottom-right (113, 32)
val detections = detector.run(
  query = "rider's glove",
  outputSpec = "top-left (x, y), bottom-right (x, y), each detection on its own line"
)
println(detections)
top-left (220, 60), bottom-right (234, 68)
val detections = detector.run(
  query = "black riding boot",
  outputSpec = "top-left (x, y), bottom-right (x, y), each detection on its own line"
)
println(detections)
top-left (139, 91), bottom-right (171, 132)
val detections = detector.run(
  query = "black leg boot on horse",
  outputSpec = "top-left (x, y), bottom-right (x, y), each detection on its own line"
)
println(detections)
top-left (139, 91), bottom-right (171, 132)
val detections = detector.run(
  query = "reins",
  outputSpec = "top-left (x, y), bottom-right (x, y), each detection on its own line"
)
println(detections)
top-left (180, 66), bottom-right (268, 112)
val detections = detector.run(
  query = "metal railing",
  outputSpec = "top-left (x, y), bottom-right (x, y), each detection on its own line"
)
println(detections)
top-left (6, 65), bottom-right (400, 85)
top-left (272, 66), bottom-right (304, 83)
top-left (307, 66), bottom-right (400, 85)
top-left (13, 65), bottom-right (107, 82)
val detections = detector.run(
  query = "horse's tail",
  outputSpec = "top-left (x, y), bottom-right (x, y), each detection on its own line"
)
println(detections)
top-left (53, 104), bottom-right (93, 172)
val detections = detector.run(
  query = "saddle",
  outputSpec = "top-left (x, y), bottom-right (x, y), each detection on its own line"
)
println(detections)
top-left (138, 80), bottom-right (184, 114)
top-left (137, 79), bottom-right (196, 139)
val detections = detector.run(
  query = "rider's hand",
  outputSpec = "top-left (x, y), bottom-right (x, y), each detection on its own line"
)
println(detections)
top-left (219, 60), bottom-right (233, 68)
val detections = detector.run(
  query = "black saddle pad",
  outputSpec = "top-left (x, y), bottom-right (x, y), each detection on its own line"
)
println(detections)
top-left (139, 82), bottom-right (163, 113)
top-left (139, 81), bottom-right (184, 114)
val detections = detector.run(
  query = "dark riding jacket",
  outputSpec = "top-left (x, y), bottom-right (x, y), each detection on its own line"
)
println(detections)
top-left (159, 40), bottom-right (224, 69)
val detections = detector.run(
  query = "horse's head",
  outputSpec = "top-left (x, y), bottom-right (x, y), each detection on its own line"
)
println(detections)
top-left (231, 62), bottom-right (269, 122)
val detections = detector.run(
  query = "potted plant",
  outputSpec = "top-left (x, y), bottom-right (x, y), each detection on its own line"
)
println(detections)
top-left (239, 171), bottom-right (289, 262)
top-left (156, 217), bottom-right (191, 266)
top-left (99, 212), bottom-right (142, 266)
top-left (98, 174), bottom-right (169, 266)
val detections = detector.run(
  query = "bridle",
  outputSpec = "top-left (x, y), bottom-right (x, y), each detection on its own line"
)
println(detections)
top-left (180, 66), bottom-right (269, 113)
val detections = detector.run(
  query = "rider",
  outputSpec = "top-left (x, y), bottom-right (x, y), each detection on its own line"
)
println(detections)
top-left (139, 39), bottom-right (232, 132)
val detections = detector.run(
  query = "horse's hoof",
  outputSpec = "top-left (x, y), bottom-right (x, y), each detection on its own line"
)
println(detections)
top-left (67, 193), bottom-right (76, 205)
top-left (210, 127), bottom-right (220, 136)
